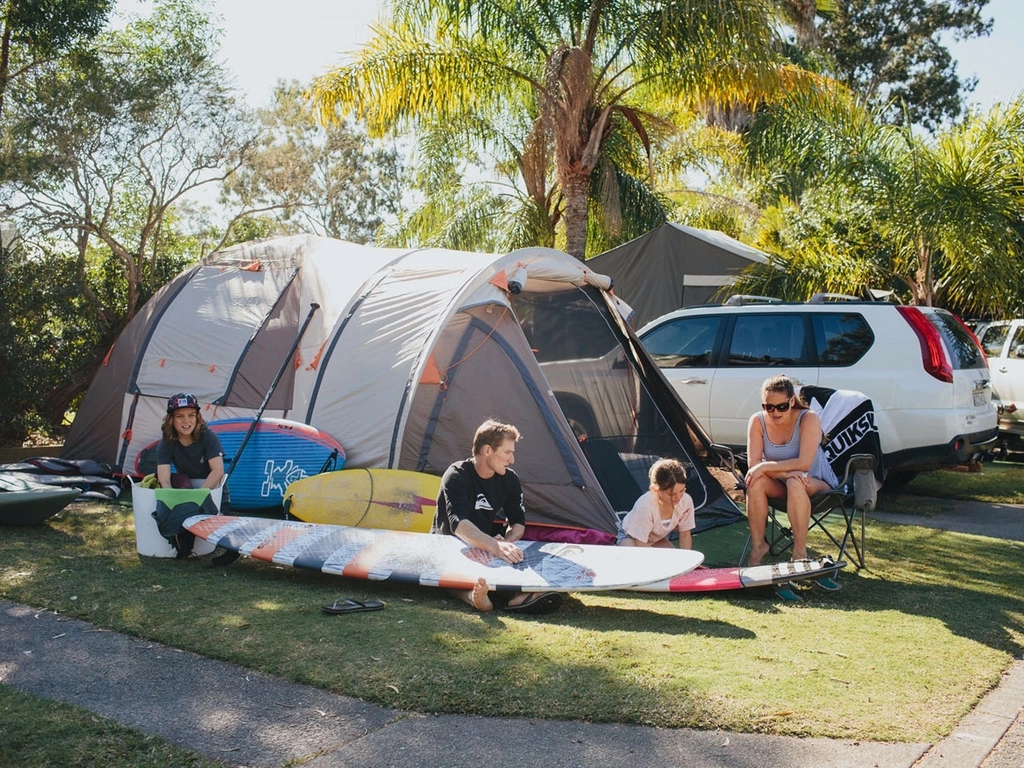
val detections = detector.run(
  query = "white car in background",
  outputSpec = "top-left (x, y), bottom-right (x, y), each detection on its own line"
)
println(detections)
top-left (637, 296), bottom-right (998, 485)
top-left (978, 319), bottom-right (1024, 450)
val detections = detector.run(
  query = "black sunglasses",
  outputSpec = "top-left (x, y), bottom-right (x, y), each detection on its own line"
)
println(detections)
top-left (761, 401), bottom-right (792, 413)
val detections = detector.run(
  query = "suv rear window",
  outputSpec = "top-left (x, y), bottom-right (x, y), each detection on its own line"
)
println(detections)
top-left (812, 313), bottom-right (874, 366)
top-left (928, 311), bottom-right (988, 369)
top-left (726, 313), bottom-right (810, 366)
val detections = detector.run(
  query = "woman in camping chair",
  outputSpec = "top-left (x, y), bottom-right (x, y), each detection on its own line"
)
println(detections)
top-left (744, 375), bottom-right (838, 566)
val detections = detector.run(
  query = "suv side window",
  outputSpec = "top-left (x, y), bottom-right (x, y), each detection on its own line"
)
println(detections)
top-left (980, 324), bottom-right (1010, 358)
top-left (726, 313), bottom-right (810, 366)
top-left (642, 315), bottom-right (722, 368)
top-left (812, 313), bottom-right (874, 366)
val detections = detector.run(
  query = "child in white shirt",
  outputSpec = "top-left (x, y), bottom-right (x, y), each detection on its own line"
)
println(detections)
top-left (616, 458), bottom-right (695, 549)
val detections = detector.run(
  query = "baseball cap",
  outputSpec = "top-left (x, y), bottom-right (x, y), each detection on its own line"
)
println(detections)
top-left (167, 393), bottom-right (200, 412)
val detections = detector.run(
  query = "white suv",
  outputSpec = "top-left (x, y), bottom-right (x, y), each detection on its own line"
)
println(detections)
top-left (637, 296), bottom-right (998, 482)
top-left (978, 319), bottom-right (1024, 449)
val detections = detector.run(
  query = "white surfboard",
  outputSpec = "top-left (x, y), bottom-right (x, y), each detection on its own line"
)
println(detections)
top-left (184, 514), bottom-right (704, 592)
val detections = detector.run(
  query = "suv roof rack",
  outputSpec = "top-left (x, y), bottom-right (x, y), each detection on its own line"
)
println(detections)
top-left (723, 294), bottom-right (782, 305)
top-left (808, 292), bottom-right (863, 303)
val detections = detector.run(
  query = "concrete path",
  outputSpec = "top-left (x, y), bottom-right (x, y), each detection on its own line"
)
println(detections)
top-left (2, 493), bottom-right (1022, 767)
top-left (871, 494), bottom-right (1024, 543)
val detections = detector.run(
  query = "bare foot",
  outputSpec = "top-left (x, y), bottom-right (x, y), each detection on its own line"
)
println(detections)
top-left (748, 544), bottom-right (769, 567)
top-left (470, 577), bottom-right (493, 612)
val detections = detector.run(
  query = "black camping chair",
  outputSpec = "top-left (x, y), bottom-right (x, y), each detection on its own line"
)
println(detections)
top-left (726, 387), bottom-right (885, 570)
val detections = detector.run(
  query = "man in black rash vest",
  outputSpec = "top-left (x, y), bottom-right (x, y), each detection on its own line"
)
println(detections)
top-left (433, 419), bottom-right (561, 614)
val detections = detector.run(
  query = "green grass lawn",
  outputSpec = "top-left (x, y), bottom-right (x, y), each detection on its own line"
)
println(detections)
top-left (901, 460), bottom-right (1024, 504)
top-left (3, 484), bottom-right (1024, 745)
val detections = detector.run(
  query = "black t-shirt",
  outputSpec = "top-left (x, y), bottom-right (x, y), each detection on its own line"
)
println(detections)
top-left (156, 429), bottom-right (224, 480)
top-left (432, 458), bottom-right (526, 536)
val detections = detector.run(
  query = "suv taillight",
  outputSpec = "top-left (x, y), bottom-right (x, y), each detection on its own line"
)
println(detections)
top-left (897, 306), bottom-right (953, 383)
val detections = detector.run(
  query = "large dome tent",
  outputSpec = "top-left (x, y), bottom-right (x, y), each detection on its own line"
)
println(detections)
top-left (63, 235), bottom-right (741, 538)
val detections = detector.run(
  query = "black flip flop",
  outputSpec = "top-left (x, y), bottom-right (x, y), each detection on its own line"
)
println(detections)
top-left (322, 597), bottom-right (385, 615)
top-left (503, 592), bottom-right (562, 615)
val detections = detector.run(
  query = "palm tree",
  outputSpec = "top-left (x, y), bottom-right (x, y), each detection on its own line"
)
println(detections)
top-left (311, 0), bottom-right (794, 259)
top-left (774, 0), bottom-right (839, 49)
top-left (742, 90), bottom-right (1024, 313)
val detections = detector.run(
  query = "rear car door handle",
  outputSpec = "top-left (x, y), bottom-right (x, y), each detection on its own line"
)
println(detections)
top-left (678, 377), bottom-right (708, 385)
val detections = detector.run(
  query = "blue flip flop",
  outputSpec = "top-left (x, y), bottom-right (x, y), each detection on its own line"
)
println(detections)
top-left (814, 575), bottom-right (841, 591)
top-left (775, 583), bottom-right (803, 602)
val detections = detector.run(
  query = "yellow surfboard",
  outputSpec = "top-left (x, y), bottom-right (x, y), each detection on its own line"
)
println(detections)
top-left (283, 468), bottom-right (441, 533)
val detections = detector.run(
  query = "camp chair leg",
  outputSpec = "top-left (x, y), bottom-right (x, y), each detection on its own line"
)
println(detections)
top-left (836, 504), bottom-right (866, 570)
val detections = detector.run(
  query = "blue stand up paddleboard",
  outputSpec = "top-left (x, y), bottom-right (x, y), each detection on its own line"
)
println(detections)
top-left (210, 418), bottom-right (345, 509)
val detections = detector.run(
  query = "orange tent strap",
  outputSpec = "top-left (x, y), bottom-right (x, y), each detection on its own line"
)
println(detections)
top-left (293, 350), bottom-right (302, 370)
top-left (209, 364), bottom-right (216, 373)
top-left (307, 340), bottom-right (328, 371)
top-left (121, 429), bottom-right (132, 441)
top-left (159, 358), bottom-right (166, 367)
top-left (419, 353), bottom-right (443, 385)
top-left (239, 259), bottom-right (263, 272)
top-left (102, 342), bottom-right (116, 366)
top-left (489, 270), bottom-right (509, 291)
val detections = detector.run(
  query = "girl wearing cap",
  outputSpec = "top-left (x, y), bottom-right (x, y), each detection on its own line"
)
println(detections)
top-left (156, 393), bottom-right (225, 491)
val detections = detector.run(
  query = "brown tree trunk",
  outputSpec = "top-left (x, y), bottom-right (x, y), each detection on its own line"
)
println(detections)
top-left (561, 172), bottom-right (590, 260)
top-left (0, 21), bottom-right (11, 121)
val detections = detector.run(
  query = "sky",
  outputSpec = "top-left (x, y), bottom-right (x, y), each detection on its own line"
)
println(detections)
top-left (116, 0), bottom-right (1022, 112)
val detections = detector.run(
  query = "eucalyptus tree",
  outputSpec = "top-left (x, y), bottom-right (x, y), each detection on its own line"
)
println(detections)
top-left (222, 80), bottom-right (403, 243)
top-left (311, 0), bottom-right (794, 260)
top-left (0, 0), bottom-right (113, 120)
top-left (1, 0), bottom-right (257, 321)
top-left (0, 0), bottom-right (259, 430)
top-left (817, 0), bottom-right (992, 131)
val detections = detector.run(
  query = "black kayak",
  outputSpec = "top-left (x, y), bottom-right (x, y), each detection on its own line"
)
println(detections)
top-left (0, 485), bottom-right (79, 526)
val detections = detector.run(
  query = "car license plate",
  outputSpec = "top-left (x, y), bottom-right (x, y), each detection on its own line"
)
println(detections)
top-left (974, 390), bottom-right (987, 406)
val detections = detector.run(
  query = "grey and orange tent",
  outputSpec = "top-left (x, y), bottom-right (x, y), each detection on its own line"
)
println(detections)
top-left (62, 235), bottom-right (741, 540)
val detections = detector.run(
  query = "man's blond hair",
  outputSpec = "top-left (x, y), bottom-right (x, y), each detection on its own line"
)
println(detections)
top-left (472, 419), bottom-right (521, 455)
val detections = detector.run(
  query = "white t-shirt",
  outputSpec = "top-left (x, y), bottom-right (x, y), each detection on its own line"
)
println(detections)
top-left (621, 490), bottom-right (695, 545)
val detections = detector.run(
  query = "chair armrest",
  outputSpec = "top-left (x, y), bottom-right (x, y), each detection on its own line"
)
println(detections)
top-left (843, 453), bottom-right (879, 512)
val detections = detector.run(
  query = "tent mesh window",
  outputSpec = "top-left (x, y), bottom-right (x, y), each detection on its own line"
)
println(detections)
top-left (512, 286), bottom-right (740, 530)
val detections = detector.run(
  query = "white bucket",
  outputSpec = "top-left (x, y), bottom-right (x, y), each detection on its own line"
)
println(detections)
top-left (131, 479), bottom-right (221, 557)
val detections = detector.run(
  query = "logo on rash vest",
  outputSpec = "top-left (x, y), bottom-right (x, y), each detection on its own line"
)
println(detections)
top-left (261, 459), bottom-right (308, 498)
top-left (474, 494), bottom-right (493, 511)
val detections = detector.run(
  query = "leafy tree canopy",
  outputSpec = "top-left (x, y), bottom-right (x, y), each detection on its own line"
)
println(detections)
top-left (818, 0), bottom-right (992, 131)
top-left (0, 0), bottom-right (114, 118)
top-left (0, 0), bottom-right (258, 436)
top-left (222, 80), bottom-right (403, 244)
